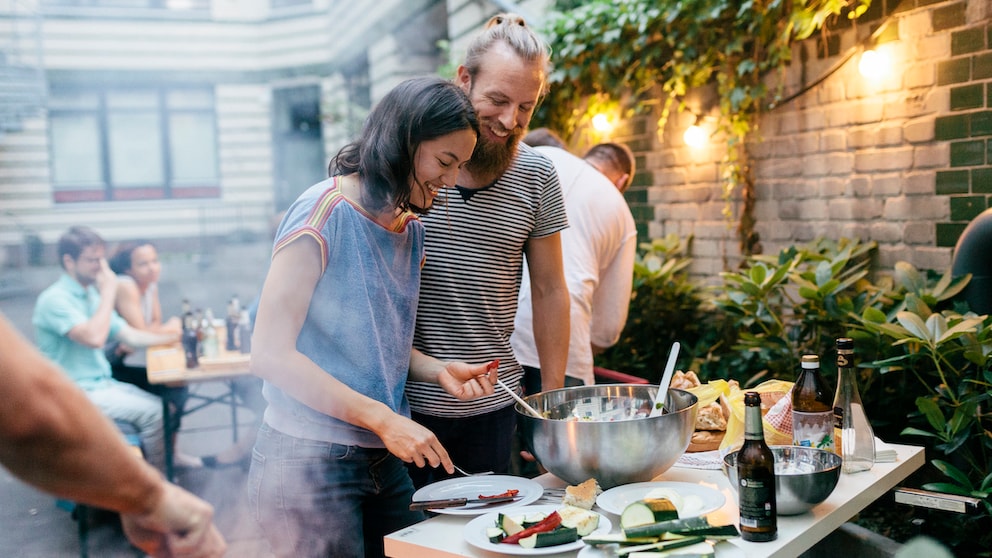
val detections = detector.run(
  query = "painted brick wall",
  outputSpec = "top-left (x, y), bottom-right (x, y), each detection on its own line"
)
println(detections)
top-left (645, 0), bottom-right (991, 280)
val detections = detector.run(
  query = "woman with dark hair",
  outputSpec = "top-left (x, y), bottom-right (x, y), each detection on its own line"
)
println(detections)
top-left (247, 76), bottom-right (497, 558)
top-left (107, 240), bottom-right (205, 468)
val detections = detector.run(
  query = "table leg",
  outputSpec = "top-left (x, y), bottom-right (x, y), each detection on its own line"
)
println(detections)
top-left (228, 380), bottom-right (239, 443)
top-left (162, 397), bottom-right (175, 482)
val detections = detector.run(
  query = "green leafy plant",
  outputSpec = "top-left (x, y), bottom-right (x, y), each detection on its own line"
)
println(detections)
top-left (701, 237), bottom-right (877, 385)
top-left (600, 235), bottom-right (992, 549)
top-left (536, 0), bottom-right (872, 253)
top-left (853, 266), bottom-right (992, 553)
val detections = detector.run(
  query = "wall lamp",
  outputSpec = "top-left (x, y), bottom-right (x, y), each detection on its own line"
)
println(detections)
top-left (858, 21), bottom-right (899, 80)
top-left (683, 114), bottom-right (708, 149)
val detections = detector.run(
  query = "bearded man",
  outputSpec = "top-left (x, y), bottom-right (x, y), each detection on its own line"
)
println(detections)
top-left (405, 13), bottom-right (570, 485)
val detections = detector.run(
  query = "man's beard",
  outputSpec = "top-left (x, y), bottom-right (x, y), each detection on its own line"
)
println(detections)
top-left (465, 126), bottom-right (522, 185)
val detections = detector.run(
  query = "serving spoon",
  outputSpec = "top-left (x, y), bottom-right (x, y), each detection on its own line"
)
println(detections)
top-left (648, 341), bottom-right (681, 418)
top-left (496, 379), bottom-right (544, 418)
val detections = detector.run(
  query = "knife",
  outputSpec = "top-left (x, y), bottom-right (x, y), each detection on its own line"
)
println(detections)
top-left (409, 495), bottom-right (522, 510)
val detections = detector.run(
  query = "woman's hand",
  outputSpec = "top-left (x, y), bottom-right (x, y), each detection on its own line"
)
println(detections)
top-left (378, 414), bottom-right (453, 473)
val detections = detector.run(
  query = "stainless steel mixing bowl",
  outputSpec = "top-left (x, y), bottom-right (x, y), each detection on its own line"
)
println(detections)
top-left (723, 445), bottom-right (842, 515)
top-left (517, 384), bottom-right (698, 489)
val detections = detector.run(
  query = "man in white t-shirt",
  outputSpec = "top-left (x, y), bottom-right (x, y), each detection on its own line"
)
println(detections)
top-left (512, 132), bottom-right (637, 391)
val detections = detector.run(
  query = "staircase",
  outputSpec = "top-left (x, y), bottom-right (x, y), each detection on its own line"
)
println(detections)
top-left (0, 0), bottom-right (45, 138)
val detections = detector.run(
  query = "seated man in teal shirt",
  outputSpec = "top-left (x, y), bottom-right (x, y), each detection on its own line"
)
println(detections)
top-left (33, 226), bottom-right (179, 471)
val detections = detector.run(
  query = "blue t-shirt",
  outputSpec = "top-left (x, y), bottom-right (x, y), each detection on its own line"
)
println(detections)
top-left (260, 177), bottom-right (425, 447)
top-left (33, 273), bottom-right (125, 390)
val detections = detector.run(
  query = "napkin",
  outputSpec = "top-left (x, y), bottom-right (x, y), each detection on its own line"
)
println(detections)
top-left (875, 437), bottom-right (897, 463)
top-left (675, 450), bottom-right (724, 470)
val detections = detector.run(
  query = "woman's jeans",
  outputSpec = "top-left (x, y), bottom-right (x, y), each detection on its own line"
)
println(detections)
top-left (248, 423), bottom-right (424, 558)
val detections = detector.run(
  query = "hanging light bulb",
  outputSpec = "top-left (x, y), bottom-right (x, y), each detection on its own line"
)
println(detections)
top-left (683, 116), bottom-right (707, 148)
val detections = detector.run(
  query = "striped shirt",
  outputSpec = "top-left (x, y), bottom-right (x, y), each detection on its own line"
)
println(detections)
top-left (406, 143), bottom-right (568, 418)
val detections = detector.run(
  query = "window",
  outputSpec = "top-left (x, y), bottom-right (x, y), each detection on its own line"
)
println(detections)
top-left (42, 0), bottom-right (211, 12)
top-left (271, 0), bottom-right (312, 8)
top-left (48, 86), bottom-right (219, 202)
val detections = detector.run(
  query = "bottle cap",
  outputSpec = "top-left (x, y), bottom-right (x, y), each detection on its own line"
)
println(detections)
top-left (744, 391), bottom-right (760, 406)
top-left (801, 354), bottom-right (819, 368)
top-left (837, 338), bottom-right (854, 351)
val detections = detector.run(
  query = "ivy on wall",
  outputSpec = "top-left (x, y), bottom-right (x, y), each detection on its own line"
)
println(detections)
top-left (535, 0), bottom-right (872, 255)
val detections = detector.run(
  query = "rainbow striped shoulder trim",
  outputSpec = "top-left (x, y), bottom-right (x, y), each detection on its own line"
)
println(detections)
top-left (272, 178), bottom-right (348, 273)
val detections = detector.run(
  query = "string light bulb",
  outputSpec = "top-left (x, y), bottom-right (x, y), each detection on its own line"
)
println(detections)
top-left (683, 116), bottom-right (707, 149)
top-left (591, 113), bottom-right (613, 133)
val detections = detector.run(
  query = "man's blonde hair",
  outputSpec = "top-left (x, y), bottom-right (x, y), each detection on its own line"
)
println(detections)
top-left (462, 13), bottom-right (552, 96)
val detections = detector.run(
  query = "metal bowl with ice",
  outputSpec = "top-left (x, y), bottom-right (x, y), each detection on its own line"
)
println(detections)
top-left (516, 384), bottom-right (698, 489)
top-left (723, 445), bottom-right (842, 515)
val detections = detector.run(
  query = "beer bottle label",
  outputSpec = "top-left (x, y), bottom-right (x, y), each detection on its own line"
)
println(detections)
top-left (739, 477), bottom-right (775, 528)
top-left (793, 410), bottom-right (836, 451)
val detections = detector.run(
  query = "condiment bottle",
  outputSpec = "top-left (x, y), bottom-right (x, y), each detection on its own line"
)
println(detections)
top-left (237, 309), bottom-right (252, 354)
top-left (792, 354), bottom-right (835, 452)
top-left (201, 308), bottom-right (219, 358)
top-left (832, 337), bottom-right (875, 474)
top-left (225, 295), bottom-right (240, 351)
top-left (738, 391), bottom-right (777, 542)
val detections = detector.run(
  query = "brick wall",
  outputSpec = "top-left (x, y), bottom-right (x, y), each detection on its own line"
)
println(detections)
top-left (643, 0), bottom-right (991, 280)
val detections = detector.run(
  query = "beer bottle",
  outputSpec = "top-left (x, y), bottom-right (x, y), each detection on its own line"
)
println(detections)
top-left (792, 354), bottom-right (835, 452)
top-left (226, 295), bottom-right (240, 351)
top-left (832, 338), bottom-right (875, 473)
top-left (181, 313), bottom-right (199, 369)
top-left (738, 391), bottom-right (777, 542)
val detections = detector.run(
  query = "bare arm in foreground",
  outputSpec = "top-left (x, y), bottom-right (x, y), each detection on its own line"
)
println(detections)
top-left (0, 312), bottom-right (225, 558)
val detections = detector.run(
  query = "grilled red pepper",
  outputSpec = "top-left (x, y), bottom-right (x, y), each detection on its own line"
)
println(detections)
top-left (479, 489), bottom-right (519, 500)
top-left (501, 511), bottom-right (562, 545)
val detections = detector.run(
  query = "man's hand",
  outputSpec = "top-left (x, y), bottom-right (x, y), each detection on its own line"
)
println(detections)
top-left (162, 316), bottom-right (183, 335)
top-left (95, 258), bottom-right (118, 298)
top-left (438, 359), bottom-right (498, 401)
top-left (120, 482), bottom-right (227, 558)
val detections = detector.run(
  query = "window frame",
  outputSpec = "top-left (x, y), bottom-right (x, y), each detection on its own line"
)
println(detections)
top-left (47, 84), bottom-right (220, 203)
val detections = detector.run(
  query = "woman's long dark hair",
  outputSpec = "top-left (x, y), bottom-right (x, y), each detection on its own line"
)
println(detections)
top-left (108, 240), bottom-right (153, 275)
top-left (329, 76), bottom-right (479, 214)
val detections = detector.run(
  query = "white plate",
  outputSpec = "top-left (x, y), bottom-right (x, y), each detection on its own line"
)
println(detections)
top-left (578, 540), bottom-right (743, 558)
top-left (411, 475), bottom-right (542, 515)
top-left (464, 504), bottom-right (612, 556)
top-left (596, 481), bottom-right (725, 517)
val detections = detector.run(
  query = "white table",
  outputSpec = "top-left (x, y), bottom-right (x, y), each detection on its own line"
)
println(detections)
top-left (384, 443), bottom-right (924, 558)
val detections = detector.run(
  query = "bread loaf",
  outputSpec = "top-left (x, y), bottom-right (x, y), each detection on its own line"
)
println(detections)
top-left (562, 478), bottom-right (601, 510)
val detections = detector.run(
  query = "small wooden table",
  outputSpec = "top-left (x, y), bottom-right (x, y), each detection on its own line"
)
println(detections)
top-left (146, 342), bottom-right (252, 481)
top-left (384, 444), bottom-right (925, 558)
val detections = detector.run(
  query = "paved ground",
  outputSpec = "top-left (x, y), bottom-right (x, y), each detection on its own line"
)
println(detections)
top-left (0, 239), bottom-right (276, 557)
